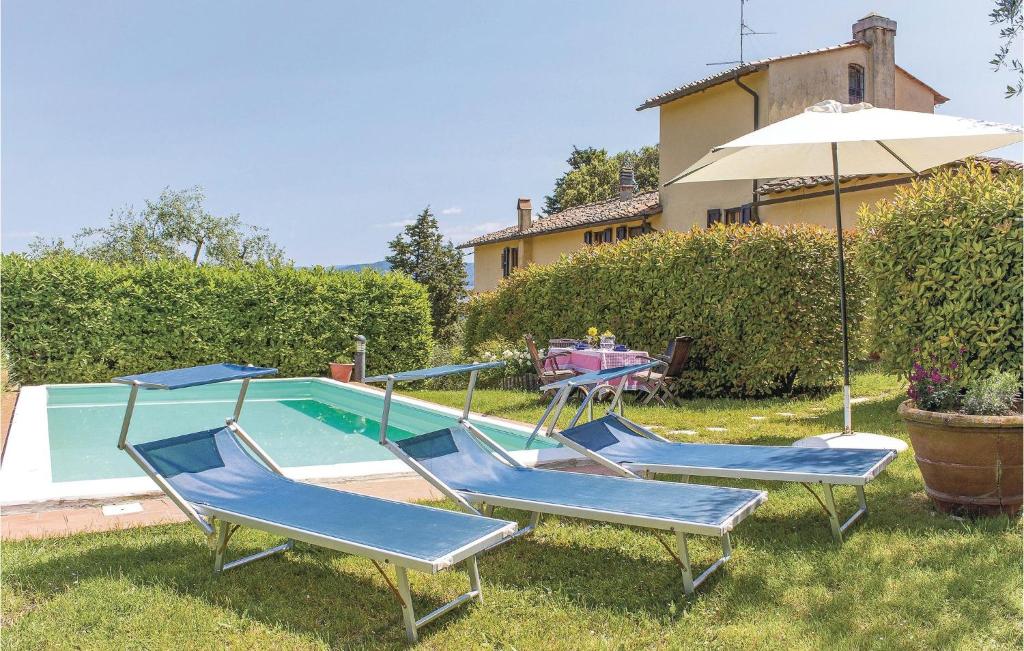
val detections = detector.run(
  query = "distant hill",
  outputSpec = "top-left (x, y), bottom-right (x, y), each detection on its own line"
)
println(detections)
top-left (334, 260), bottom-right (392, 273)
top-left (334, 260), bottom-right (475, 289)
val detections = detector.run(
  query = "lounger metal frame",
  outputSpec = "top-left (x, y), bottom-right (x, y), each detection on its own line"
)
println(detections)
top-left (529, 365), bottom-right (896, 543)
top-left (115, 365), bottom-right (514, 642)
top-left (366, 362), bottom-right (762, 595)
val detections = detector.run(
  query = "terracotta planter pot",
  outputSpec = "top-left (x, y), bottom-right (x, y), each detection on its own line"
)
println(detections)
top-left (898, 400), bottom-right (1023, 516)
top-left (328, 362), bottom-right (354, 383)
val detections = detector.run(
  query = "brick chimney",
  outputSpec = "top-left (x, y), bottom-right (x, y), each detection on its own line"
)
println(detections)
top-left (517, 197), bottom-right (532, 231)
top-left (852, 13), bottom-right (897, 109)
top-left (619, 163), bottom-right (637, 200)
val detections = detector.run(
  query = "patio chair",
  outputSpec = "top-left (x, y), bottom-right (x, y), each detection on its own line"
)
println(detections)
top-left (113, 363), bottom-right (516, 643)
top-left (635, 336), bottom-right (693, 405)
top-left (524, 334), bottom-right (575, 386)
top-left (534, 365), bottom-right (898, 544)
top-left (365, 363), bottom-right (767, 596)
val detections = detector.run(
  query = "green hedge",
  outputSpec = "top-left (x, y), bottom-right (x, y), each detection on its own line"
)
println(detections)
top-left (0, 255), bottom-right (433, 384)
top-left (465, 225), bottom-right (866, 397)
top-left (859, 161), bottom-right (1023, 381)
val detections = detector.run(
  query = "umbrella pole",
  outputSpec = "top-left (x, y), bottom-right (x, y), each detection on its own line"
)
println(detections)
top-left (831, 142), bottom-right (852, 435)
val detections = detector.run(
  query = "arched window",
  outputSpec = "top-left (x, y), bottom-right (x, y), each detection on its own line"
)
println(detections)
top-left (849, 64), bottom-right (865, 104)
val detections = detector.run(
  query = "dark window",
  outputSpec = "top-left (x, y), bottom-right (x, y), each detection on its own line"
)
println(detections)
top-left (724, 207), bottom-right (743, 224)
top-left (501, 246), bottom-right (519, 278)
top-left (849, 64), bottom-right (865, 104)
top-left (601, 228), bottom-right (613, 243)
top-left (583, 231), bottom-right (593, 245)
top-left (616, 226), bottom-right (627, 240)
top-left (740, 204), bottom-right (753, 225)
top-left (707, 209), bottom-right (722, 227)
top-left (642, 222), bottom-right (654, 234)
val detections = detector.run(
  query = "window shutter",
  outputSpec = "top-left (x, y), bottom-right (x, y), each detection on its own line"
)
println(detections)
top-left (741, 204), bottom-right (752, 225)
top-left (616, 226), bottom-right (627, 240)
top-left (849, 64), bottom-right (865, 104)
top-left (583, 231), bottom-right (593, 245)
top-left (510, 246), bottom-right (519, 270)
top-left (602, 228), bottom-right (612, 243)
top-left (501, 247), bottom-right (509, 277)
top-left (706, 209), bottom-right (721, 227)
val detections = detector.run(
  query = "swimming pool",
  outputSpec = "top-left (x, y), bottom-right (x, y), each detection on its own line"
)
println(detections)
top-left (0, 378), bottom-right (571, 505)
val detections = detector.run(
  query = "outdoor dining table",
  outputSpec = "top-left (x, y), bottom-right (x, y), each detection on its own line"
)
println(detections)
top-left (545, 346), bottom-right (651, 391)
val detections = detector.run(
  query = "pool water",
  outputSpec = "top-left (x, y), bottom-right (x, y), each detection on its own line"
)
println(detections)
top-left (46, 379), bottom-right (552, 482)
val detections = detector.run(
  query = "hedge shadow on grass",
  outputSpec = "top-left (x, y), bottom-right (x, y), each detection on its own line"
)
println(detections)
top-left (4, 533), bottom-right (472, 649)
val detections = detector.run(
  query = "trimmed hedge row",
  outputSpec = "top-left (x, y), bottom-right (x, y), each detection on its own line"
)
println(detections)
top-left (858, 161), bottom-right (1023, 382)
top-left (1, 255), bottom-right (433, 384)
top-left (466, 225), bottom-right (866, 397)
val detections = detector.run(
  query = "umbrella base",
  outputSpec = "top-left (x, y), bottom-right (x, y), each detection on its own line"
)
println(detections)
top-left (792, 431), bottom-right (908, 452)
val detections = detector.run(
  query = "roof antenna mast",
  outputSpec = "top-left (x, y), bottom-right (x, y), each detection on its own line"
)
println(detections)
top-left (707, 0), bottom-right (774, 66)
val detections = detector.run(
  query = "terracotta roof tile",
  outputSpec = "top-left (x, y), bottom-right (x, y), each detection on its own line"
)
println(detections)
top-left (457, 191), bottom-right (661, 248)
top-left (756, 156), bottom-right (1022, 195)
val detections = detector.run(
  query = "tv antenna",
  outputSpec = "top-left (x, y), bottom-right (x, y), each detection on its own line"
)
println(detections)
top-left (707, 0), bottom-right (774, 66)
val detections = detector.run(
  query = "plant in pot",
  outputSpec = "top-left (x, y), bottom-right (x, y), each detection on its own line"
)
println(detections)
top-left (898, 348), bottom-right (1023, 516)
top-left (328, 355), bottom-right (355, 383)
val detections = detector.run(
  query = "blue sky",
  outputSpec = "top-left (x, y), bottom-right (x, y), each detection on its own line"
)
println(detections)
top-left (3, 1), bottom-right (1021, 265)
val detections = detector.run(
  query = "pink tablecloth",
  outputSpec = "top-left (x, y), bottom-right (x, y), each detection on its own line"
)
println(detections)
top-left (545, 347), bottom-right (650, 391)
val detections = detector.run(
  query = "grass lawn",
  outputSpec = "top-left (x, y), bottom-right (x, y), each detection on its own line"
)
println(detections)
top-left (2, 372), bottom-right (1020, 649)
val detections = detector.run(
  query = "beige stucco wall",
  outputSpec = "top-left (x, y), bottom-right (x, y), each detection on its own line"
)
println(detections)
top-left (895, 69), bottom-right (938, 113)
top-left (764, 47), bottom-right (870, 122)
top-left (658, 75), bottom-right (766, 232)
top-left (472, 240), bottom-right (515, 292)
top-left (758, 178), bottom-right (909, 228)
top-left (471, 216), bottom-right (657, 292)
top-left (656, 49), bottom-right (940, 232)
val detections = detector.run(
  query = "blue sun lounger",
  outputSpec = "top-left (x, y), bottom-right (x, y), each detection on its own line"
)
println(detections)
top-left (113, 363), bottom-right (516, 642)
top-left (530, 364), bottom-right (897, 543)
top-left (365, 363), bottom-right (767, 595)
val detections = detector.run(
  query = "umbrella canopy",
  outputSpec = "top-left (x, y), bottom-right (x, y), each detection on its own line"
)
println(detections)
top-left (667, 100), bottom-right (1022, 440)
top-left (667, 100), bottom-right (1023, 184)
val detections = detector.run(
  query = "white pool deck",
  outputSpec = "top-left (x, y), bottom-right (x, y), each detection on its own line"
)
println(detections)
top-left (0, 378), bottom-right (577, 507)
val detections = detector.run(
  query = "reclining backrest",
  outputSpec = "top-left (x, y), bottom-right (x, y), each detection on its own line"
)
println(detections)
top-left (665, 336), bottom-right (694, 379)
top-left (559, 415), bottom-right (664, 463)
top-left (395, 426), bottom-right (516, 488)
top-left (135, 427), bottom-right (273, 504)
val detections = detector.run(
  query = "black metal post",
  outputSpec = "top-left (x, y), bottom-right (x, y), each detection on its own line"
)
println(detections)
top-left (831, 142), bottom-right (852, 434)
top-left (353, 335), bottom-right (366, 382)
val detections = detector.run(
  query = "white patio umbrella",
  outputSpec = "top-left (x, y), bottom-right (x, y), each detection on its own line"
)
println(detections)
top-left (667, 100), bottom-right (1022, 451)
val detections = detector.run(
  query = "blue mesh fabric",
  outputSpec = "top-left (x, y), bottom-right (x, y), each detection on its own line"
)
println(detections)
top-left (562, 416), bottom-right (894, 480)
top-left (396, 426), bottom-right (765, 529)
top-left (114, 363), bottom-right (277, 389)
top-left (134, 428), bottom-right (511, 562)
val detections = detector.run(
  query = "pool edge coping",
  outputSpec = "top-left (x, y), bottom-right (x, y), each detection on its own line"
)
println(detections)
top-left (0, 378), bottom-right (578, 507)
